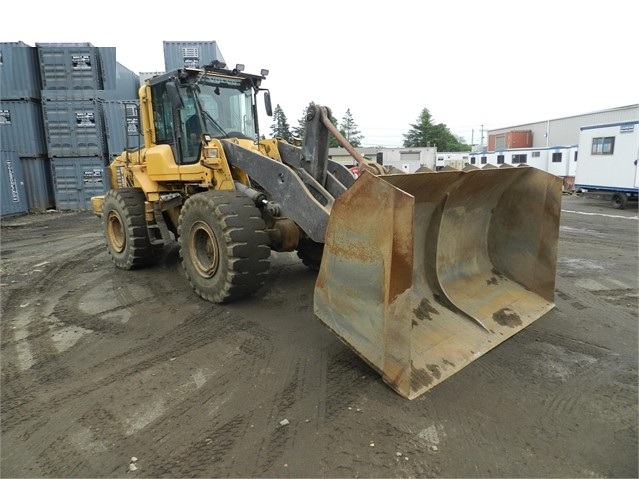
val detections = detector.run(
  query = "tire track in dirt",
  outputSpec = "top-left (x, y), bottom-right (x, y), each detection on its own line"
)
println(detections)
top-left (2, 234), bottom-right (287, 476)
top-left (26, 253), bottom-right (312, 478)
top-left (106, 258), bottom-right (366, 478)
top-left (514, 326), bottom-right (623, 438)
top-left (84, 315), bottom-right (284, 476)
top-left (5, 306), bottom-right (272, 477)
top-left (1, 243), bottom-right (104, 428)
top-left (137, 264), bottom-right (312, 477)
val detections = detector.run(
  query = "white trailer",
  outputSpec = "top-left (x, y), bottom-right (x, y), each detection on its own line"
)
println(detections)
top-left (574, 120), bottom-right (639, 209)
top-left (467, 146), bottom-right (578, 190)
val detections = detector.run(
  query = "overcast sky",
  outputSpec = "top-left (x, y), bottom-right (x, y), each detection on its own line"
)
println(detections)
top-left (3, 0), bottom-right (638, 147)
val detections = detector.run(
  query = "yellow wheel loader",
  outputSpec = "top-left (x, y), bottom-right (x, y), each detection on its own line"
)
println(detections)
top-left (91, 62), bottom-right (562, 399)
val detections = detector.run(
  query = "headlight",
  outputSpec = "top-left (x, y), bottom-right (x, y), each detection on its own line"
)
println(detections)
top-left (204, 147), bottom-right (219, 158)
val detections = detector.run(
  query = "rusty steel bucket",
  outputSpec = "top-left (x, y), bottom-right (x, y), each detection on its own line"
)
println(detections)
top-left (314, 165), bottom-right (562, 399)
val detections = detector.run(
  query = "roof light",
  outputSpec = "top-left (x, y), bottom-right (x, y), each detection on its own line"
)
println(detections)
top-left (261, 69), bottom-right (269, 77)
top-left (235, 64), bottom-right (245, 72)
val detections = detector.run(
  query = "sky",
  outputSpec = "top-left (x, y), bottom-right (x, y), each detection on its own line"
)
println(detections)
top-left (3, 0), bottom-right (638, 148)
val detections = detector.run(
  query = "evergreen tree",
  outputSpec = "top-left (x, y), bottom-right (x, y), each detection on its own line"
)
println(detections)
top-left (339, 109), bottom-right (363, 147)
top-left (292, 104), bottom-right (313, 140)
top-left (269, 104), bottom-right (292, 141)
top-left (328, 111), bottom-right (340, 148)
top-left (403, 108), bottom-right (470, 152)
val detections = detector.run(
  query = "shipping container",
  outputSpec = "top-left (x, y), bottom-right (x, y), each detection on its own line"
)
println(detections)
top-left (37, 43), bottom-right (105, 91)
top-left (139, 71), bottom-right (164, 86)
top-left (0, 99), bottom-right (48, 156)
top-left (41, 90), bottom-right (105, 102)
top-left (163, 41), bottom-right (225, 71)
top-left (488, 130), bottom-right (533, 150)
top-left (111, 62), bottom-right (140, 100)
top-left (0, 43), bottom-right (42, 100)
top-left (51, 157), bottom-right (108, 210)
top-left (0, 150), bottom-right (29, 216)
top-left (21, 156), bottom-right (55, 211)
top-left (100, 46), bottom-right (117, 91)
top-left (101, 100), bottom-right (143, 157)
top-left (41, 97), bottom-right (106, 157)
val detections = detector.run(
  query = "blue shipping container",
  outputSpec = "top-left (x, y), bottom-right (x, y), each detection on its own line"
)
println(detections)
top-left (163, 41), bottom-right (225, 71)
top-left (1, 150), bottom-right (29, 216)
top-left (0, 43), bottom-right (42, 100)
top-left (37, 43), bottom-right (104, 91)
top-left (51, 157), bottom-right (108, 210)
top-left (21, 156), bottom-right (55, 211)
top-left (0, 100), bottom-right (48, 157)
top-left (101, 100), bottom-right (143, 157)
top-left (42, 98), bottom-right (106, 157)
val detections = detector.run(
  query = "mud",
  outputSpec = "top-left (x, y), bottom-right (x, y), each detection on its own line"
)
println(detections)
top-left (1, 195), bottom-right (637, 478)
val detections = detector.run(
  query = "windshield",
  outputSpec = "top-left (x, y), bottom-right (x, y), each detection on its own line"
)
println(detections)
top-left (182, 75), bottom-right (256, 140)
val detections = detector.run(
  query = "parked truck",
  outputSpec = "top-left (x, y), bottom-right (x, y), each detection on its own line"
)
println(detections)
top-left (574, 120), bottom-right (639, 209)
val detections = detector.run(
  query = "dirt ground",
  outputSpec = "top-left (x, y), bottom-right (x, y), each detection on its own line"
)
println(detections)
top-left (1, 194), bottom-right (637, 478)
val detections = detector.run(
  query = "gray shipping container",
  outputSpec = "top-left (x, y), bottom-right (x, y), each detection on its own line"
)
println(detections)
top-left (42, 97), bottom-right (106, 157)
top-left (1, 150), bottom-right (29, 216)
top-left (51, 157), bottom-right (108, 210)
top-left (0, 43), bottom-right (42, 100)
top-left (41, 89), bottom-right (105, 102)
top-left (21, 156), bottom-right (55, 211)
top-left (163, 41), bottom-right (225, 71)
top-left (100, 46), bottom-right (117, 91)
top-left (101, 100), bottom-right (143, 157)
top-left (139, 71), bottom-right (164, 86)
top-left (0, 100), bottom-right (48, 156)
top-left (112, 62), bottom-right (140, 100)
top-left (37, 43), bottom-right (105, 91)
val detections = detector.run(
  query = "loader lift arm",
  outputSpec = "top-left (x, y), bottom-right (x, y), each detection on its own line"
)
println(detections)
top-left (221, 104), bottom-right (366, 243)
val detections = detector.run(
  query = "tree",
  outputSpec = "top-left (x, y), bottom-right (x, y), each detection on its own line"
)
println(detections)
top-left (269, 104), bottom-right (292, 141)
top-left (403, 108), bottom-right (470, 152)
top-left (339, 109), bottom-right (363, 147)
top-left (291, 104), bottom-right (313, 141)
top-left (327, 111), bottom-right (340, 148)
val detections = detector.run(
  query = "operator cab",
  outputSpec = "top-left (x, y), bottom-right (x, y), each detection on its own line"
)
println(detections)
top-left (149, 64), bottom-right (271, 164)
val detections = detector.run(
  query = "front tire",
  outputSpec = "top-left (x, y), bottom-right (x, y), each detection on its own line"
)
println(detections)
top-left (102, 188), bottom-right (161, 269)
top-left (296, 238), bottom-right (324, 271)
top-left (178, 190), bottom-right (271, 303)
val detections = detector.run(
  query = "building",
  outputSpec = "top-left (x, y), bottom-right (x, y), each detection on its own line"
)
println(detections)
top-left (487, 104), bottom-right (639, 150)
top-left (465, 105), bottom-right (639, 191)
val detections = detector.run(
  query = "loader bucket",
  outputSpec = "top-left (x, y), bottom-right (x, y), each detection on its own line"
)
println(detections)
top-left (314, 165), bottom-right (562, 399)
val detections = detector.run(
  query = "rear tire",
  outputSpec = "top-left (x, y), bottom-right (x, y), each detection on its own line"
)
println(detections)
top-left (102, 188), bottom-right (161, 269)
top-left (296, 238), bottom-right (324, 271)
top-left (178, 190), bottom-right (271, 303)
top-left (611, 192), bottom-right (628, 209)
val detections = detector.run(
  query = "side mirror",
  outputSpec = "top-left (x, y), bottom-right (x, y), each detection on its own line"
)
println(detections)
top-left (264, 90), bottom-right (273, 117)
top-left (166, 81), bottom-right (184, 110)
